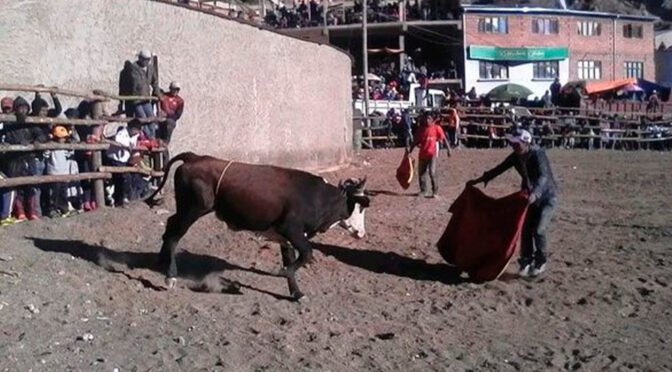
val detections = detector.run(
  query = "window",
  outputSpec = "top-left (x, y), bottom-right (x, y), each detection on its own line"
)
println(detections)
top-left (533, 61), bottom-right (560, 79)
top-left (623, 24), bottom-right (643, 39)
top-left (577, 21), bottom-right (601, 36)
top-left (625, 61), bottom-right (644, 78)
top-left (532, 18), bottom-right (559, 34)
top-left (479, 61), bottom-right (509, 80)
top-left (478, 17), bottom-right (508, 34)
top-left (578, 60), bottom-right (602, 80)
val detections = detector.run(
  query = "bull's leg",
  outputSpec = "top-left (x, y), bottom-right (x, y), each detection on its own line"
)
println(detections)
top-left (159, 211), bottom-right (201, 288)
top-left (280, 242), bottom-right (297, 269)
top-left (278, 230), bottom-right (313, 301)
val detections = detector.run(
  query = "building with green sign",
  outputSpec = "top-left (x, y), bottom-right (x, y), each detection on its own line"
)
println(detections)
top-left (463, 5), bottom-right (657, 101)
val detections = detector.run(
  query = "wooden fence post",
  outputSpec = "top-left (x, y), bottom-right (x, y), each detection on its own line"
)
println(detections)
top-left (92, 150), bottom-right (105, 207)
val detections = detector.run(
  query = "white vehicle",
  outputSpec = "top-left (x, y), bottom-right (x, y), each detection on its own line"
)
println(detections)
top-left (353, 83), bottom-right (446, 115)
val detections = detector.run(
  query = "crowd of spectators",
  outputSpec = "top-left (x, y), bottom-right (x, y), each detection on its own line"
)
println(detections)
top-left (0, 50), bottom-right (185, 226)
top-left (352, 56), bottom-right (458, 101)
top-left (265, 0), bottom-right (459, 29)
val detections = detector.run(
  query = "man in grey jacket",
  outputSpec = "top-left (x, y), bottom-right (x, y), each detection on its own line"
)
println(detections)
top-left (118, 50), bottom-right (160, 137)
top-left (467, 129), bottom-right (558, 278)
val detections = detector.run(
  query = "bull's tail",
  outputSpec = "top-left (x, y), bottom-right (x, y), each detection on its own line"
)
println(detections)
top-left (143, 151), bottom-right (201, 207)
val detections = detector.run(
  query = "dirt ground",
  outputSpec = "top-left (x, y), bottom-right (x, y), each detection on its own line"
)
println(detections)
top-left (1, 148), bottom-right (671, 372)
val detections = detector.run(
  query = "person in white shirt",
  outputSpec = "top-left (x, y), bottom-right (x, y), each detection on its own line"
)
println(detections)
top-left (106, 120), bottom-right (141, 207)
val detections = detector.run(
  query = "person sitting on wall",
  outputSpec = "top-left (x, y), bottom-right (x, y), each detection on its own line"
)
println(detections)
top-left (117, 50), bottom-right (160, 138)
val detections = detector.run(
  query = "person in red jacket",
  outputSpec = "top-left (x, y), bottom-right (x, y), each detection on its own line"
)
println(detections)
top-left (409, 111), bottom-right (451, 198)
top-left (158, 81), bottom-right (184, 145)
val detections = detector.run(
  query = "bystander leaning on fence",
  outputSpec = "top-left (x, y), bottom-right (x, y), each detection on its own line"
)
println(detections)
top-left (45, 126), bottom-right (79, 218)
top-left (105, 120), bottom-right (142, 207)
top-left (0, 97), bottom-right (48, 220)
top-left (0, 97), bottom-right (16, 225)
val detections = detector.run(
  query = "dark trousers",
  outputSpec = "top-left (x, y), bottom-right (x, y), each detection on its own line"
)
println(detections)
top-left (0, 171), bottom-right (14, 219)
top-left (126, 101), bottom-right (156, 138)
top-left (77, 157), bottom-right (93, 203)
top-left (5, 157), bottom-right (38, 217)
top-left (158, 118), bottom-right (177, 145)
top-left (520, 197), bottom-right (557, 267)
top-left (48, 183), bottom-right (69, 214)
top-left (108, 160), bottom-right (130, 205)
top-left (418, 156), bottom-right (438, 195)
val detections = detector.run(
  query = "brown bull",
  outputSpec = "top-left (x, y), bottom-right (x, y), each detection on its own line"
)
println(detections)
top-left (144, 152), bottom-right (370, 300)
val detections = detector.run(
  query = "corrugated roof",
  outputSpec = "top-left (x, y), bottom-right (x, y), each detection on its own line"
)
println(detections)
top-left (462, 5), bottom-right (659, 22)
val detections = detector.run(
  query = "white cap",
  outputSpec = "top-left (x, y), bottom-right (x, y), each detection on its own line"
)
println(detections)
top-left (169, 81), bottom-right (181, 90)
top-left (138, 50), bottom-right (151, 59)
top-left (506, 129), bottom-right (533, 145)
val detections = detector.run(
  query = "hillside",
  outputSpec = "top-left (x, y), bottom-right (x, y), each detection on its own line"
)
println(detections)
top-left (468, 0), bottom-right (672, 20)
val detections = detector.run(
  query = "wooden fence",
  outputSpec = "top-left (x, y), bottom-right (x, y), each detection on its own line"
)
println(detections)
top-left (354, 105), bottom-right (672, 149)
top-left (0, 85), bottom-right (166, 209)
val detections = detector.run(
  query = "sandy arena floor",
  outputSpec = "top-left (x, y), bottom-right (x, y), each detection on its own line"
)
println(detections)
top-left (1, 148), bottom-right (671, 371)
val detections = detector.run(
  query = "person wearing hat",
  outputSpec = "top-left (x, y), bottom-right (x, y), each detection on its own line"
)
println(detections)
top-left (118, 49), bottom-right (160, 137)
top-left (466, 129), bottom-right (558, 278)
top-left (158, 81), bottom-right (184, 146)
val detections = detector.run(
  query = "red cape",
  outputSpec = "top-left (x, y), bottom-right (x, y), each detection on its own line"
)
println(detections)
top-left (396, 152), bottom-right (414, 190)
top-left (437, 186), bottom-right (529, 282)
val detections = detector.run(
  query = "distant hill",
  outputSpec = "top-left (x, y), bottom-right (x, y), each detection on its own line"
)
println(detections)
top-left (466, 0), bottom-right (672, 20)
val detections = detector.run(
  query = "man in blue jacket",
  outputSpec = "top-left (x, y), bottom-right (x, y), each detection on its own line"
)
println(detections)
top-left (467, 129), bottom-right (558, 278)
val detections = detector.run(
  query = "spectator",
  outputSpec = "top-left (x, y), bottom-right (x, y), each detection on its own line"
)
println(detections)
top-left (467, 87), bottom-right (477, 100)
top-left (542, 90), bottom-right (552, 108)
top-left (408, 111), bottom-right (451, 198)
top-left (105, 120), bottom-right (142, 208)
top-left (550, 77), bottom-right (561, 106)
top-left (0, 96), bottom-right (48, 220)
top-left (31, 91), bottom-right (62, 217)
top-left (31, 91), bottom-right (62, 119)
top-left (647, 90), bottom-right (661, 112)
top-left (118, 50), bottom-right (160, 137)
top-left (444, 107), bottom-right (460, 148)
top-left (45, 125), bottom-right (78, 218)
top-left (158, 81), bottom-right (184, 146)
top-left (0, 97), bottom-right (15, 225)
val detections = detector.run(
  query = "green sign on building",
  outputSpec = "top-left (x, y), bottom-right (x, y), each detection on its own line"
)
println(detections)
top-left (469, 45), bottom-right (569, 61)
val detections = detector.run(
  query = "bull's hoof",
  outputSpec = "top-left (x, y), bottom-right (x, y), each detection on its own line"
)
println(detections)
top-left (165, 277), bottom-right (177, 288)
top-left (291, 291), bottom-right (306, 302)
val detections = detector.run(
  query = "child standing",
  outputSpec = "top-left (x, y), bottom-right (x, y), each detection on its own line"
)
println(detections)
top-left (105, 120), bottom-right (142, 207)
top-left (409, 111), bottom-right (452, 198)
top-left (45, 126), bottom-right (79, 218)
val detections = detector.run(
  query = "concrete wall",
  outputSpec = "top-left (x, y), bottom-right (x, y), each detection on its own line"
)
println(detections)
top-left (0, 0), bottom-right (352, 170)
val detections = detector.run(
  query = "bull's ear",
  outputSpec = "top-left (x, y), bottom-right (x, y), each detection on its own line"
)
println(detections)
top-left (358, 177), bottom-right (367, 188)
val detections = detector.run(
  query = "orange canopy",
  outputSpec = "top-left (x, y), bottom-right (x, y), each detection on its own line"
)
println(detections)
top-left (585, 78), bottom-right (637, 95)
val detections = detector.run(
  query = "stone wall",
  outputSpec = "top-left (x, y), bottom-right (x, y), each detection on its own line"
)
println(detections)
top-left (0, 0), bottom-right (352, 170)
